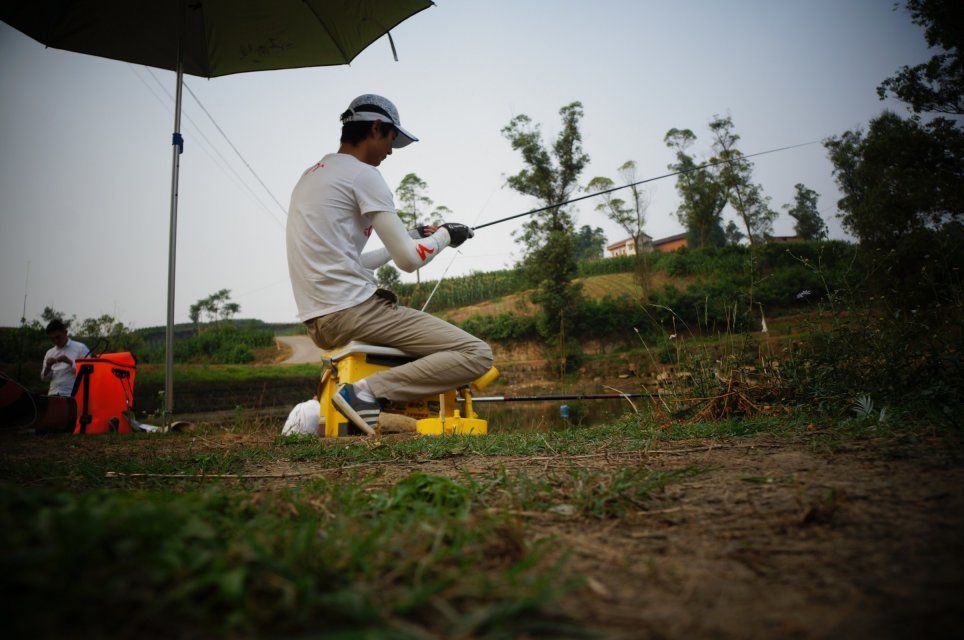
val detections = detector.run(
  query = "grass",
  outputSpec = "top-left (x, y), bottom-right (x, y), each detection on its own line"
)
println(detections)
top-left (0, 478), bottom-right (578, 638)
top-left (1, 406), bottom-right (955, 638)
top-left (0, 415), bottom-right (813, 492)
top-left (0, 413), bottom-right (799, 638)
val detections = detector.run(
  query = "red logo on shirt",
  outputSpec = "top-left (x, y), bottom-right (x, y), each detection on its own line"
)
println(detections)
top-left (416, 243), bottom-right (434, 261)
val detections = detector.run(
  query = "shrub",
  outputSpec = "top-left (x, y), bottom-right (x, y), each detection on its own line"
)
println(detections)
top-left (140, 325), bottom-right (274, 364)
top-left (781, 303), bottom-right (962, 418)
top-left (458, 312), bottom-right (537, 342)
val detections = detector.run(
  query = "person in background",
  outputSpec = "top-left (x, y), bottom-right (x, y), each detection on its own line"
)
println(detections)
top-left (40, 319), bottom-right (88, 396)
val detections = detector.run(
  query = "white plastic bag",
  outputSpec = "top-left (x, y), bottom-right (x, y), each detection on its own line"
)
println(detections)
top-left (281, 398), bottom-right (322, 436)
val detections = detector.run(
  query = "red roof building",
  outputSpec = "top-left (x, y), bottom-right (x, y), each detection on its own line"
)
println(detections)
top-left (605, 233), bottom-right (653, 257)
top-left (652, 233), bottom-right (688, 252)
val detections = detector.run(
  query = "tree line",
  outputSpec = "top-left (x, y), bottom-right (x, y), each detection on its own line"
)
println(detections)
top-left (379, 0), bottom-right (960, 374)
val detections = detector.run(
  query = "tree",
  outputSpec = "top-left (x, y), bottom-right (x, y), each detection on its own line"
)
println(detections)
top-left (188, 303), bottom-right (202, 335)
top-left (395, 174), bottom-right (451, 285)
top-left (825, 111), bottom-right (963, 303)
top-left (825, 111), bottom-right (962, 244)
top-left (573, 225), bottom-right (607, 261)
top-left (877, 0), bottom-right (964, 115)
top-left (502, 101), bottom-right (589, 358)
top-left (831, 1), bottom-right (964, 305)
top-left (377, 264), bottom-right (401, 290)
top-left (724, 220), bottom-right (745, 246)
top-left (664, 128), bottom-right (726, 248)
top-left (784, 184), bottom-right (828, 240)
top-left (709, 115), bottom-right (777, 244)
top-left (39, 306), bottom-right (75, 329)
top-left (190, 289), bottom-right (241, 331)
top-left (429, 204), bottom-right (450, 227)
top-left (587, 160), bottom-right (654, 288)
top-left (587, 161), bottom-right (651, 255)
top-left (395, 173), bottom-right (433, 228)
top-left (78, 314), bottom-right (123, 339)
top-left (77, 313), bottom-right (145, 354)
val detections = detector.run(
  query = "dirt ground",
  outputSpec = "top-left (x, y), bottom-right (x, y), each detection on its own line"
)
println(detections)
top-left (5, 430), bottom-right (962, 638)
top-left (535, 439), bottom-right (964, 639)
top-left (298, 435), bottom-right (961, 639)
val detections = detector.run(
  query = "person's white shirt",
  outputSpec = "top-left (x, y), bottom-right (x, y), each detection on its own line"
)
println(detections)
top-left (287, 153), bottom-right (395, 321)
top-left (41, 338), bottom-right (89, 396)
top-left (286, 153), bottom-right (451, 321)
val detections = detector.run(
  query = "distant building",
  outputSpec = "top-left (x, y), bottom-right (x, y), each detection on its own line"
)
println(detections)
top-left (652, 233), bottom-right (688, 252)
top-left (605, 233), bottom-right (653, 258)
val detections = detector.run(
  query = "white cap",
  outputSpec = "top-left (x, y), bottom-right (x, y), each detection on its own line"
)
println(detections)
top-left (340, 94), bottom-right (418, 148)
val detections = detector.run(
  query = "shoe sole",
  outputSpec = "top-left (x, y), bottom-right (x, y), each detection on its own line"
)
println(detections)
top-left (332, 392), bottom-right (377, 435)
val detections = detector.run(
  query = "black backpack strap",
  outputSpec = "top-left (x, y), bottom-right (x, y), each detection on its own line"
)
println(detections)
top-left (75, 364), bottom-right (94, 434)
top-left (112, 368), bottom-right (134, 410)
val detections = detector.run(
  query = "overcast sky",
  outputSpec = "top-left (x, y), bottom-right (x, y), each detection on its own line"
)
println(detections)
top-left (0, 1), bottom-right (930, 329)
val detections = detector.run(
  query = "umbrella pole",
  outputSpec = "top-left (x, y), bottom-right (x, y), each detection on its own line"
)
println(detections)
top-left (164, 42), bottom-right (185, 417)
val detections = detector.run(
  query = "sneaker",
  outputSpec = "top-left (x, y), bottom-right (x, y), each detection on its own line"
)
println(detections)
top-left (332, 383), bottom-right (380, 435)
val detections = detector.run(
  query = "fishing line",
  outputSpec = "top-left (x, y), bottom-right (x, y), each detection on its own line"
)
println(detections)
top-left (420, 184), bottom-right (501, 312)
top-left (472, 140), bottom-right (818, 231)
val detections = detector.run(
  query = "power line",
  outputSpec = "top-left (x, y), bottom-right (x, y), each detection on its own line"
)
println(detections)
top-left (235, 277), bottom-right (291, 299)
top-left (133, 65), bottom-right (285, 229)
top-left (141, 67), bottom-right (285, 228)
top-left (180, 80), bottom-right (290, 219)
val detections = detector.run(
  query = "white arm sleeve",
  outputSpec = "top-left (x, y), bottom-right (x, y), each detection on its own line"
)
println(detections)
top-left (360, 212), bottom-right (452, 272)
top-left (359, 225), bottom-right (427, 270)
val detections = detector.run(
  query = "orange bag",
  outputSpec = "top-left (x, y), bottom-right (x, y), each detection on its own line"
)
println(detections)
top-left (72, 352), bottom-right (137, 434)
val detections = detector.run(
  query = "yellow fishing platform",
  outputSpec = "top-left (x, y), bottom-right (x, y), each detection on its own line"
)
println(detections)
top-left (317, 341), bottom-right (498, 437)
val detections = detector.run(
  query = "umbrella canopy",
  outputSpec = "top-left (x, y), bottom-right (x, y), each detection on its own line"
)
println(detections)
top-left (1, 0), bottom-right (434, 415)
top-left (1, 0), bottom-right (433, 77)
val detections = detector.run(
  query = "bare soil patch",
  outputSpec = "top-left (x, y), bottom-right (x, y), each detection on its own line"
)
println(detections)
top-left (538, 440), bottom-right (964, 639)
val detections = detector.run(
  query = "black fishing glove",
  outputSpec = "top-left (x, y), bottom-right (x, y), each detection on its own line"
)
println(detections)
top-left (441, 222), bottom-right (474, 248)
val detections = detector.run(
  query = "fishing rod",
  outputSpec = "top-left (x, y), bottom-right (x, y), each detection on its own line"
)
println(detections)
top-left (472, 140), bottom-right (817, 231)
top-left (459, 392), bottom-right (651, 403)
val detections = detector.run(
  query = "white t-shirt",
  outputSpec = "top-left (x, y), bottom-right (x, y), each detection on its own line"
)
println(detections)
top-left (286, 153), bottom-right (396, 321)
top-left (41, 338), bottom-right (90, 396)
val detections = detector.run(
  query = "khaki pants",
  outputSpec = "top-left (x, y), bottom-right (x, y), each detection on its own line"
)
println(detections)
top-left (305, 290), bottom-right (493, 402)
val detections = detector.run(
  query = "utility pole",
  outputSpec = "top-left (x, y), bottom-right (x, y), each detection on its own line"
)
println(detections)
top-left (16, 261), bottom-right (30, 382)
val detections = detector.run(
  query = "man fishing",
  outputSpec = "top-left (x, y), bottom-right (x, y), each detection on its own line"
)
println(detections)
top-left (286, 94), bottom-right (493, 434)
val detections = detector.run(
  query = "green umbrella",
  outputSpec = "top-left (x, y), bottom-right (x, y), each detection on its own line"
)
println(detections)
top-left (1, 0), bottom-right (434, 415)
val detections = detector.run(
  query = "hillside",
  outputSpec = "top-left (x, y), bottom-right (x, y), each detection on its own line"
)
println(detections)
top-left (440, 271), bottom-right (696, 322)
top-left (421, 241), bottom-right (861, 351)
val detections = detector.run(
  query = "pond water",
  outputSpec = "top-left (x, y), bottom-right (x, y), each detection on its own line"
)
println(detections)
top-left (474, 396), bottom-right (640, 433)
